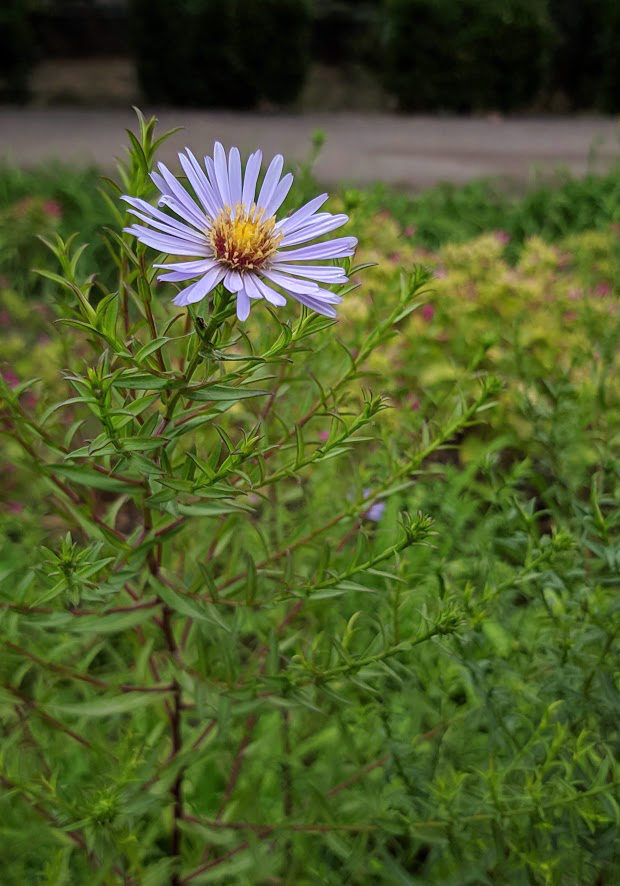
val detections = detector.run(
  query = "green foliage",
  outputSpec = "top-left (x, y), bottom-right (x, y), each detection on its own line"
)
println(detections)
top-left (0, 164), bottom-right (113, 297)
top-left (350, 158), bottom-right (620, 253)
top-left (1, 116), bottom-right (620, 883)
top-left (380, 0), bottom-right (553, 111)
top-left (130, 0), bottom-right (312, 108)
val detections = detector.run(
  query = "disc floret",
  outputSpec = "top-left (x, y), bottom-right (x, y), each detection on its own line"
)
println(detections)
top-left (209, 203), bottom-right (282, 271)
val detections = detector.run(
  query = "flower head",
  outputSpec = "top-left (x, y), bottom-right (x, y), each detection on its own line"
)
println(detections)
top-left (123, 143), bottom-right (357, 321)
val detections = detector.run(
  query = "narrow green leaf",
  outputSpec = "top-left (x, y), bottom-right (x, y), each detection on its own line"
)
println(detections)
top-left (176, 500), bottom-right (252, 517)
top-left (40, 397), bottom-right (97, 425)
top-left (120, 436), bottom-right (170, 452)
top-left (30, 607), bottom-right (155, 634)
top-left (115, 371), bottom-right (172, 390)
top-left (184, 384), bottom-right (270, 402)
top-left (49, 464), bottom-right (137, 493)
top-left (134, 337), bottom-right (171, 363)
top-left (95, 292), bottom-right (119, 339)
top-left (51, 692), bottom-right (164, 718)
top-left (295, 425), bottom-right (305, 468)
top-left (156, 580), bottom-right (219, 624)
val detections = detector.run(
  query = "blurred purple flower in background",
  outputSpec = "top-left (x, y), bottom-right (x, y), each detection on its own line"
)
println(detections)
top-left (362, 489), bottom-right (385, 523)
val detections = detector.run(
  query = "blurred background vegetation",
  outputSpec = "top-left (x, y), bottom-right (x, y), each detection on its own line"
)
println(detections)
top-left (3, 0), bottom-right (620, 112)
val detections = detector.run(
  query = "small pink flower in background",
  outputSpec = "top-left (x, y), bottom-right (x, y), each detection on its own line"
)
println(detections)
top-left (44, 200), bottom-right (62, 219)
top-left (2, 369), bottom-right (19, 388)
top-left (595, 282), bottom-right (612, 298)
top-left (404, 225), bottom-right (416, 238)
top-left (568, 289), bottom-right (583, 301)
top-left (493, 230), bottom-right (510, 244)
top-left (7, 501), bottom-right (24, 515)
top-left (1, 369), bottom-right (36, 408)
top-left (404, 393), bottom-right (420, 411)
top-left (422, 303), bottom-right (435, 322)
top-left (318, 430), bottom-right (330, 442)
top-left (389, 252), bottom-right (402, 263)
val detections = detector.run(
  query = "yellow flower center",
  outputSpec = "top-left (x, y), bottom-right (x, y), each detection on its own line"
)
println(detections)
top-left (208, 204), bottom-right (282, 271)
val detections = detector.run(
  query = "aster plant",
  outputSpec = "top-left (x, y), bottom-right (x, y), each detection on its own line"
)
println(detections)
top-left (0, 113), bottom-right (504, 883)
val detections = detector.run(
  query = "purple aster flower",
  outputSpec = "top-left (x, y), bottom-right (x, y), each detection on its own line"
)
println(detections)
top-left (122, 143), bottom-right (357, 321)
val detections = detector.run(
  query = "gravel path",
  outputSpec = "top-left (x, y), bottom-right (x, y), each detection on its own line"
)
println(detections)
top-left (1, 108), bottom-right (619, 190)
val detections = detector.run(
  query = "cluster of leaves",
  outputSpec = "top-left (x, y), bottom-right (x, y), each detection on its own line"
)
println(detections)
top-left (1, 116), bottom-right (619, 884)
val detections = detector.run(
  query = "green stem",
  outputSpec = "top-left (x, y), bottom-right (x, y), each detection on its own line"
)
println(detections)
top-left (308, 626), bottom-right (441, 683)
top-left (156, 290), bottom-right (234, 435)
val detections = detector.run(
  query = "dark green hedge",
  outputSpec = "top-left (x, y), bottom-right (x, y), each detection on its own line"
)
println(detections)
top-left (549, 0), bottom-right (620, 111)
top-left (379, 0), bottom-right (554, 112)
top-left (0, 0), bottom-right (36, 103)
top-left (129, 0), bottom-right (312, 108)
top-left (312, 0), bottom-right (382, 66)
top-left (8, 0), bottom-right (620, 112)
